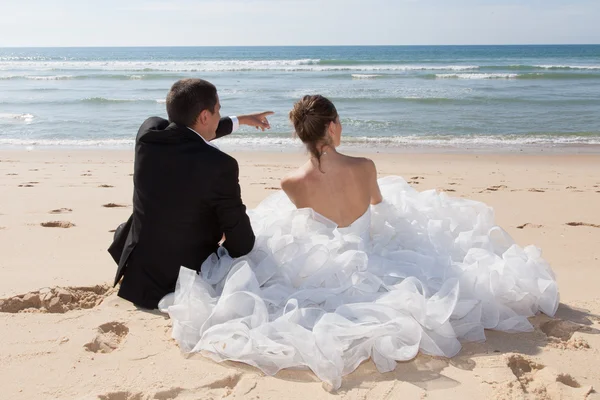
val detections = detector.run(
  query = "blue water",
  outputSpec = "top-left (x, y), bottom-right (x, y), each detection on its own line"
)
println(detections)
top-left (1, 45), bottom-right (599, 150)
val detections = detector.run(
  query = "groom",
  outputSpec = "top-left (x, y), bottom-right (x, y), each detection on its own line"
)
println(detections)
top-left (108, 78), bottom-right (273, 309)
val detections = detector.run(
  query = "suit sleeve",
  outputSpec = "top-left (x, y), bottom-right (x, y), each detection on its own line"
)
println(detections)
top-left (215, 117), bottom-right (233, 139)
top-left (210, 157), bottom-right (255, 257)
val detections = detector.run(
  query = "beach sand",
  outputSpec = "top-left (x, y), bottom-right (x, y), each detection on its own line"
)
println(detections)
top-left (1, 149), bottom-right (599, 399)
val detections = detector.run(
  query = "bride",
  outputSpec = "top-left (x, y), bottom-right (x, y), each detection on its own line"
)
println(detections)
top-left (164, 95), bottom-right (559, 389)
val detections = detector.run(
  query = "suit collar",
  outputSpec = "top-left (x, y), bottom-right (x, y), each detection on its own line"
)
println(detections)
top-left (186, 126), bottom-right (219, 149)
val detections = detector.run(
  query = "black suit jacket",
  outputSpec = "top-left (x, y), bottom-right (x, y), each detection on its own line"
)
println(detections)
top-left (108, 117), bottom-right (255, 309)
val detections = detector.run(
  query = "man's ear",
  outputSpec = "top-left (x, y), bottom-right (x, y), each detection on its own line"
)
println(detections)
top-left (198, 110), bottom-right (208, 126)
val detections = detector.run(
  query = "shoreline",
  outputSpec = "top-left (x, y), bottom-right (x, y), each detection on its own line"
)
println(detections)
top-left (2, 141), bottom-right (600, 155)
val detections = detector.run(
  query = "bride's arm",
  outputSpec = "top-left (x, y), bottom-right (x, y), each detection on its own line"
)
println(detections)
top-left (366, 159), bottom-right (383, 205)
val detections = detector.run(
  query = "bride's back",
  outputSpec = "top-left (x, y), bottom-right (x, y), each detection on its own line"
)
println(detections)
top-left (282, 95), bottom-right (381, 227)
top-left (282, 154), bottom-right (377, 227)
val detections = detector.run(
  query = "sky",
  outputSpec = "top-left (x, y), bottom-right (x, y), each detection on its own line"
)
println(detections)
top-left (0, 0), bottom-right (599, 47)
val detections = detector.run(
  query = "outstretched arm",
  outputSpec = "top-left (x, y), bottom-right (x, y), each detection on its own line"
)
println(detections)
top-left (214, 111), bottom-right (274, 140)
top-left (238, 111), bottom-right (274, 131)
top-left (210, 157), bottom-right (255, 257)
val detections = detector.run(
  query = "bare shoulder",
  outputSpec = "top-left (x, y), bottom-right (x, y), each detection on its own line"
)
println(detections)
top-left (345, 155), bottom-right (376, 174)
top-left (280, 168), bottom-right (306, 193)
top-left (341, 154), bottom-right (375, 167)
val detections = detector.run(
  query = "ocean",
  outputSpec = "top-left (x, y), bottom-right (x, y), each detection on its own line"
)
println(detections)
top-left (1, 45), bottom-right (599, 151)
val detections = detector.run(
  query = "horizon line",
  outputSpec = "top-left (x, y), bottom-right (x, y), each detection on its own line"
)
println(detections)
top-left (1, 43), bottom-right (600, 49)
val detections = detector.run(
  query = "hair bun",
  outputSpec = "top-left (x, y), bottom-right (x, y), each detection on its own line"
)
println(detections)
top-left (289, 95), bottom-right (338, 163)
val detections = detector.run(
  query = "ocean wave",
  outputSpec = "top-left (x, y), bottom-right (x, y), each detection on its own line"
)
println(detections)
top-left (28, 75), bottom-right (74, 80)
top-left (0, 74), bottom-right (74, 80)
top-left (334, 96), bottom-right (459, 105)
top-left (435, 73), bottom-right (519, 80)
top-left (0, 59), bottom-right (320, 71)
top-left (0, 113), bottom-right (34, 123)
top-left (0, 60), bottom-right (480, 72)
top-left (477, 64), bottom-right (600, 71)
top-left (434, 72), bottom-right (600, 80)
top-left (351, 74), bottom-right (383, 79)
top-left (0, 73), bottom-right (183, 81)
top-left (338, 134), bottom-right (600, 146)
top-left (0, 138), bottom-right (134, 147)
top-left (0, 97), bottom-right (167, 106)
top-left (201, 134), bottom-right (600, 147)
top-left (81, 97), bottom-right (158, 104)
top-left (535, 65), bottom-right (600, 70)
top-left (3, 133), bottom-right (600, 149)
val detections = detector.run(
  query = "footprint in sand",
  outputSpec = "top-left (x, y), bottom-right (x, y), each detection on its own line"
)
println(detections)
top-left (153, 388), bottom-right (187, 400)
top-left (202, 373), bottom-right (242, 390)
top-left (0, 285), bottom-right (112, 313)
top-left (98, 184), bottom-right (114, 188)
top-left (264, 187), bottom-right (279, 191)
top-left (97, 392), bottom-right (145, 400)
top-left (18, 182), bottom-right (37, 187)
top-left (49, 208), bottom-right (72, 214)
top-left (516, 223), bottom-right (543, 229)
top-left (540, 319), bottom-right (590, 350)
top-left (103, 203), bottom-right (127, 208)
top-left (40, 221), bottom-right (75, 228)
top-left (528, 188), bottom-right (546, 192)
top-left (499, 354), bottom-right (592, 398)
top-left (6, 173), bottom-right (18, 176)
top-left (97, 387), bottom-right (188, 400)
top-left (566, 222), bottom-right (600, 228)
top-left (485, 185), bottom-right (507, 192)
top-left (506, 354), bottom-right (545, 383)
top-left (410, 176), bottom-right (425, 180)
top-left (84, 322), bottom-right (129, 354)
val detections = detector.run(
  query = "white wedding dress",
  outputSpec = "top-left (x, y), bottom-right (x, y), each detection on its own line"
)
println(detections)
top-left (164, 176), bottom-right (559, 389)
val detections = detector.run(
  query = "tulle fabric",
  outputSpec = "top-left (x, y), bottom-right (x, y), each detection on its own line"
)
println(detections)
top-left (165, 176), bottom-right (559, 389)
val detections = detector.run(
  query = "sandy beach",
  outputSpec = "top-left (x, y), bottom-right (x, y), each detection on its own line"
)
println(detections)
top-left (1, 149), bottom-right (599, 400)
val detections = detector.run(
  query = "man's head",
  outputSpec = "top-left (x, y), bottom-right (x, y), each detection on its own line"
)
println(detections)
top-left (166, 78), bottom-right (221, 139)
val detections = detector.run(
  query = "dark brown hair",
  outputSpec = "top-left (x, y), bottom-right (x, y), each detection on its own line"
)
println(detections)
top-left (289, 95), bottom-right (338, 164)
top-left (166, 78), bottom-right (218, 127)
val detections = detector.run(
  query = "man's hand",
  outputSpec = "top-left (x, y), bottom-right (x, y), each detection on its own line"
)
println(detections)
top-left (238, 111), bottom-right (274, 131)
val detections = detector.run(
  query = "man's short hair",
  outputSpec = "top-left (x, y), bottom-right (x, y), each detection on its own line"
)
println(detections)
top-left (166, 78), bottom-right (218, 127)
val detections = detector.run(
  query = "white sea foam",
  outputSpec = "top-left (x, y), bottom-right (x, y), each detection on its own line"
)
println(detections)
top-left (337, 135), bottom-right (600, 146)
top-left (436, 73), bottom-right (519, 79)
top-left (0, 138), bottom-right (134, 147)
top-left (2, 134), bottom-right (599, 149)
top-left (0, 113), bottom-right (34, 123)
top-left (155, 99), bottom-right (166, 104)
top-left (0, 74), bottom-right (74, 80)
top-left (535, 65), bottom-right (600, 70)
top-left (27, 75), bottom-right (74, 80)
top-left (351, 74), bottom-right (383, 79)
top-left (0, 60), bottom-right (479, 72)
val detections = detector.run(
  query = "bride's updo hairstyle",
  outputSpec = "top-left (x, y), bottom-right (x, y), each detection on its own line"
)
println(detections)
top-left (289, 95), bottom-right (338, 164)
